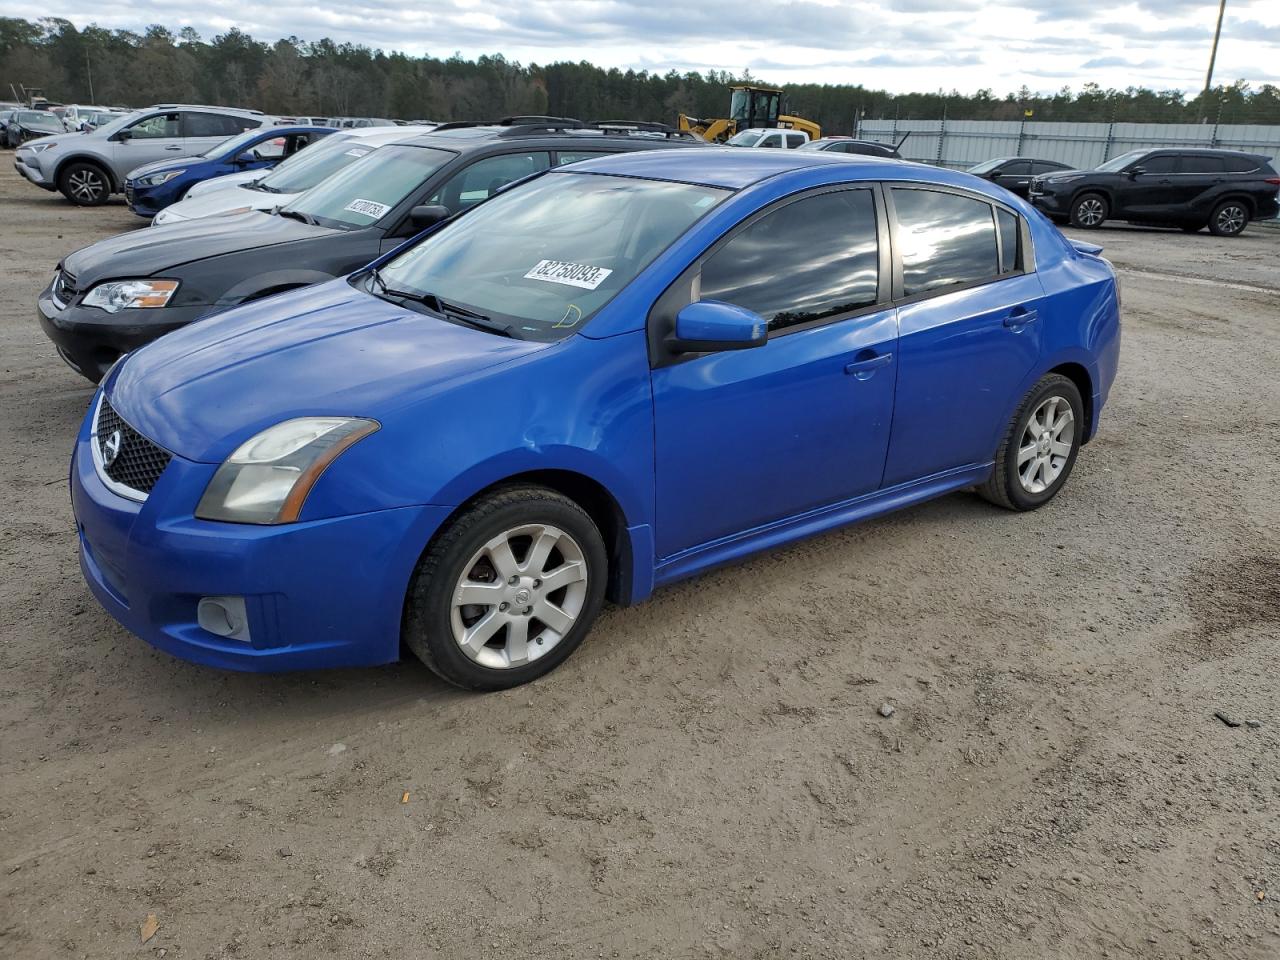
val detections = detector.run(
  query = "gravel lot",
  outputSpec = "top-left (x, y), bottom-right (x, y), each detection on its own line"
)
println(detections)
top-left (1, 162), bottom-right (1278, 960)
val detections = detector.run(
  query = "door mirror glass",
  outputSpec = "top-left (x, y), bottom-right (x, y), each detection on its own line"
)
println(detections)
top-left (671, 300), bottom-right (767, 353)
top-left (409, 204), bottom-right (450, 228)
top-left (1128, 165), bottom-right (1145, 177)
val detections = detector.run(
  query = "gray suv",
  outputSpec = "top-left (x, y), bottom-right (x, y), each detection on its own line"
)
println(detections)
top-left (14, 104), bottom-right (279, 206)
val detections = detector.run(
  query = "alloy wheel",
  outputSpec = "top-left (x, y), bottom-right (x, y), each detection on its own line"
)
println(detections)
top-left (449, 523), bottom-right (589, 670)
top-left (1017, 395), bottom-right (1075, 494)
top-left (1215, 205), bottom-right (1246, 235)
top-left (1075, 197), bottom-right (1105, 227)
top-left (68, 169), bottom-right (105, 202)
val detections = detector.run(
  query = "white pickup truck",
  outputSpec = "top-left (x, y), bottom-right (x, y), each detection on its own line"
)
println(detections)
top-left (726, 128), bottom-right (811, 149)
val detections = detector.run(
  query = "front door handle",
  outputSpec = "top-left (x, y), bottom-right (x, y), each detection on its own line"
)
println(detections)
top-left (844, 352), bottom-right (893, 380)
top-left (1004, 308), bottom-right (1038, 329)
top-left (164, 145), bottom-right (182, 151)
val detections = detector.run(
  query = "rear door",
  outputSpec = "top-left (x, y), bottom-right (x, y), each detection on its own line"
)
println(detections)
top-left (882, 186), bottom-right (1045, 486)
top-left (1175, 154), bottom-right (1227, 214)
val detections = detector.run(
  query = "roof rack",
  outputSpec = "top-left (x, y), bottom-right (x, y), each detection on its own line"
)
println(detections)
top-left (589, 120), bottom-right (697, 140)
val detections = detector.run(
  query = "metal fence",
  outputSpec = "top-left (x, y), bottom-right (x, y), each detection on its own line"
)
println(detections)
top-left (855, 118), bottom-right (1280, 171)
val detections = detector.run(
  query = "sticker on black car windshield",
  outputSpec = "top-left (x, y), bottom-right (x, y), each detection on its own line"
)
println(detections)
top-left (343, 198), bottom-right (391, 219)
top-left (523, 260), bottom-right (613, 291)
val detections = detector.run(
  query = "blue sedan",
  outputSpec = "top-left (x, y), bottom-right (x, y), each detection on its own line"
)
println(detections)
top-left (71, 149), bottom-right (1121, 689)
top-left (124, 125), bottom-right (335, 218)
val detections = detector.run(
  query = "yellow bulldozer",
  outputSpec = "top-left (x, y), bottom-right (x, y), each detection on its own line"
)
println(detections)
top-left (677, 85), bottom-right (821, 144)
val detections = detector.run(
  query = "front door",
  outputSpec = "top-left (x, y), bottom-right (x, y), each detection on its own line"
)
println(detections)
top-left (651, 187), bottom-right (897, 558)
top-left (112, 111), bottom-right (184, 171)
top-left (1116, 153), bottom-right (1181, 217)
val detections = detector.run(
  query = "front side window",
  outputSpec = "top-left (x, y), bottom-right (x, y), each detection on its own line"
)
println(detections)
top-left (374, 172), bottom-right (728, 340)
top-left (758, 134), bottom-right (783, 149)
top-left (127, 112), bottom-right (180, 139)
top-left (1001, 160), bottom-right (1033, 176)
top-left (892, 188), bottom-right (999, 296)
top-left (429, 152), bottom-right (552, 212)
top-left (1140, 154), bottom-right (1178, 174)
top-left (283, 144), bottom-right (455, 229)
top-left (700, 189), bottom-right (880, 333)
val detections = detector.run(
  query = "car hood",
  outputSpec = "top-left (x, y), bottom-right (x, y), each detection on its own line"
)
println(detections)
top-left (185, 169), bottom-right (261, 198)
top-left (127, 156), bottom-right (201, 180)
top-left (1036, 168), bottom-right (1090, 182)
top-left (155, 183), bottom-right (295, 224)
top-left (108, 279), bottom-right (553, 463)
top-left (63, 210), bottom-right (331, 284)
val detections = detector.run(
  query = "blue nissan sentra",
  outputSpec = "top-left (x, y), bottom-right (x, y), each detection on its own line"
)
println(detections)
top-left (71, 149), bottom-right (1121, 690)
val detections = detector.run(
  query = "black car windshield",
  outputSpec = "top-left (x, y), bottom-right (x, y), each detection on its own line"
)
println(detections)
top-left (255, 134), bottom-right (386, 194)
top-left (1095, 150), bottom-right (1147, 172)
top-left (373, 171), bottom-right (730, 340)
top-left (20, 111), bottom-right (62, 132)
top-left (281, 144), bottom-right (454, 229)
top-left (967, 157), bottom-right (1010, 174)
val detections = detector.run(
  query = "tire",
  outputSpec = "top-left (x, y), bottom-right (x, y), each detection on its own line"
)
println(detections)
top-left (403, 485), bottom-right (608, 690)
top-left (58, 161), bottom-right (111, 206)
top-left (979, 373), bottom-right (1084, 512)
top-left (1069, 193), bottom-right (1108, 229)
top-left (1208, 200), bottom-right (1249, 237)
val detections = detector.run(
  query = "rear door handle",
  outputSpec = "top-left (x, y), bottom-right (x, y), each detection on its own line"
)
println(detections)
top-left (844, 352), bottom-right (893, 379)
top-left (1004, 308), bottom-right (1038, 329)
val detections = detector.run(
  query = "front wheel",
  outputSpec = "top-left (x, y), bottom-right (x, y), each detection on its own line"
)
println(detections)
top-left (59, 162), bottom-right (111, 206)
top-left (1208, 200), bottom-right (1248, 237)
top-left (1069, 193), bottom-right (1108, 229)
top-left (404, 486), bottom-right (608, 690)
top-left (979, 374), bottom-right (1084, 511)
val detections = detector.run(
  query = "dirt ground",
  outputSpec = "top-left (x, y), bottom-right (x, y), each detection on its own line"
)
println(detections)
top-left (1, 160), bottom-right (1278, 960)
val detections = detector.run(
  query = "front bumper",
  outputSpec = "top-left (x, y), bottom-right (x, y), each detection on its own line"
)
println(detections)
top-left (37, 286), bottom-right (209, 383)
top-left (1029, 190), bottom-right (1066, 214)
top-left (70, 409), bottom-right (450, 672)
top-left (124, 182), bottom-right (162, 218)
top-left (14, 152), bottom-right (54, 189)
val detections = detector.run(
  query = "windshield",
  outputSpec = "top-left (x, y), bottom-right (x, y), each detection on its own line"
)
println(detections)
top-left (20, 112), bottom-right (63, 132)
top-left (92, 110), bottom-right (144, 137)
top-left (1095, 150), bottom-right (1146, 172)
top-left (204, 127), bottom-right (270, 159)
top-left (282, 144), bottom-right (454, 229)
top-left (967, 157), bottom-right (1009, 174)
top-left (730, 89), bottom-right (750, 122)
top-left (255, 134), bottom-right (381, 194)
top-left (372, 171), bottom-right (729, 341)
top-left (727, 129), bottom-right (765, 147)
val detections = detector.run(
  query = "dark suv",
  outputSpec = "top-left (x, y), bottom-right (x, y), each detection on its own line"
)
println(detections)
top-left (38, 118), bottom-right (703, 381)
top-left (1029, 148), bottom-right (1280, 236)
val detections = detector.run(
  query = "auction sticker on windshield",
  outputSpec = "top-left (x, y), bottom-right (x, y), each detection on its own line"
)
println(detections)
top-left (343, 198), bottom-right (391, 220)
top-left (523, 260), bottom-right (613, 291)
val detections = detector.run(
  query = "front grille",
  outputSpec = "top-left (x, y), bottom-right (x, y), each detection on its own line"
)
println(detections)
top-left (94, 397), bottom-right (172, 498)
top-left (52, 268), bottom-right (78, 307)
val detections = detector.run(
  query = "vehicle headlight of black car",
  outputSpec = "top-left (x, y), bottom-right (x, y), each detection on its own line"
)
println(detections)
top-left (82, 280), bottom-right (180, 313)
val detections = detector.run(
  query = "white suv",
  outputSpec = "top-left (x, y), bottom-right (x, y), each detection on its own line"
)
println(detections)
top-left (13, 104), bottom-right (280, 206)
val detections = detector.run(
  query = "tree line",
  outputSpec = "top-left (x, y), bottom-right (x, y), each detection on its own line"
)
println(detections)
top-left (3, 17), bottom-right (1278, 131)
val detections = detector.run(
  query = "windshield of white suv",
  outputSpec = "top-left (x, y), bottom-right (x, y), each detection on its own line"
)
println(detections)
top-left (368, 171), bottom-right (730, 341)
top-left (1095, 150), bottom-right (1147, 172)
top-left (281, 144), bottom-right (455, 229)
top-left (727, 129), bottom-right (765, 147)
top-left (252, 134), bottom-right (385, 194)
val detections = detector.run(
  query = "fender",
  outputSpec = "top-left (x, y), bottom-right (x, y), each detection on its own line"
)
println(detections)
top-left (53, 153), bottom-right (120, 191)
top-left (217, 269), bottom-right (336, 306)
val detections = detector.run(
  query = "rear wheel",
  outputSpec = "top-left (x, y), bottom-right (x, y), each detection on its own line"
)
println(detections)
top-left (1069, 193), bottom-right (1108, 229)
top-left (1208, 200), bottom-right (1248, 237)
top-left (979, 374), bottom-right (1084, 512)
top-left (404, 486), bottom-right (608, 690)
top-left (59, 162), bottom-right (111, 206)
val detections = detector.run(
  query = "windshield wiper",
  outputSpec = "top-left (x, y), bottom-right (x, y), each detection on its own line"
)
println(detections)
top-left (365, 270), bottom-right (517, 338)
top-left (248, 180), bottom-right (281, 194)
top-left (275, 208), bottom-right (315, 225)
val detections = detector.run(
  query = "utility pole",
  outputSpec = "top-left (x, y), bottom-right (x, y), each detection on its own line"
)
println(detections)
top-left (1201, 0), bottom-right (1227, 111)
top-left (85, 49), bottom-right (94, 103)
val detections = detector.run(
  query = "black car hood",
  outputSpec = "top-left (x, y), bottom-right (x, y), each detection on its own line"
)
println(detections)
top-left (1037, 168), bottom-right (1092, 182)
top-left (62, 211), bottom-right (335, 285)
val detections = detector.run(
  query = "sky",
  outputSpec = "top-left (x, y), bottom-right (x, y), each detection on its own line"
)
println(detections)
top-left (4, 0), bottom-right (1278, 95)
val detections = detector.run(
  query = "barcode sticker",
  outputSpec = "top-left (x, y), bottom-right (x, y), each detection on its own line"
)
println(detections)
top-left (523, 260), bottom-right (613, 290)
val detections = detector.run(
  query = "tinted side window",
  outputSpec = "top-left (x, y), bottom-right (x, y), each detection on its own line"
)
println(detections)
top-left (1224, 155), bottom-right (1259, 173)
top-left (430, 152), bottom-right (552, 211)
top-left (996, 208), bottom-right (1020, 275)
top-left (759, 134), bottom-right (783, 149)
top-left (1032, 161), bottom-right (1068, 175)
top-left (699, 189), bottom-right (879, 333)
top-left (786, 134), bottom-right (806, 148)
top-left (184, 112), bottom-right (252, 138)
top-left (1140, 154), bottom-right (1178, 174)
top-left (1001, 160), bottom-right (1032, 176)
top-left (127, 112), bottom-right (180, 139)
top-left (1181, 155), bottom-right (1226, 174)
top-left (555, 150), bottom-right (610, 166)
top-left (892, 189), bottom-right (999, 296)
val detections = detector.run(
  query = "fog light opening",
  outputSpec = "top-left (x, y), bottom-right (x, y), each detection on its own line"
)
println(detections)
top-left (197, 596), bottom-right (251, 642)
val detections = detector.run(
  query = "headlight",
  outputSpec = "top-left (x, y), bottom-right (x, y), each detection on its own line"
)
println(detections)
top-left (196, 418), bottom-right (380, 524)
top-left (27, 142), bottom-right (56, 154)
top-left (135, 169), bottom-right (185, 187)
top-left (82, 279), bottom-right (179, 313)
top-left (1048, 175), bottom-right (1085, 186)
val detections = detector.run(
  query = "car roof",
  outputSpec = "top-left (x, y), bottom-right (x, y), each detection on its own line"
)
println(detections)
top-left (389, 124), bottom-right (700, 154)
top-left (561, 146), bottom-right (904, 189)
top-left (336, 126), bottom-right (416, 143)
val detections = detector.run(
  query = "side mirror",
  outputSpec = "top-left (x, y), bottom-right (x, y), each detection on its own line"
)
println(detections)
top-left (115, 128), bottom-right (132, 142)
top-left (670, 300), bottom-right (767, 353)
top-left (1128, 165), bottom-right (1145, 178)
top-left (409, 204), bottom-right (450, 228)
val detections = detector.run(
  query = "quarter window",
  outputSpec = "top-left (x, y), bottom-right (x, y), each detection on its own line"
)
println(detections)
top-left (995, 207), bottom-right (1020, 274)
top-left (430, 152), bottom-right (552, 212)
top-left (892, 188), bottom-right (999, 296)
top-left (1223, 155), bottom-right (1258, 173)
top-left (699, 189), bottom-right (880, 333)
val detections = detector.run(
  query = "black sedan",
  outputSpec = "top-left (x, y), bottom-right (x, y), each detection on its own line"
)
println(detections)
top-left (966, 157), bottom-right (1073, 198)
top-left (37, 119), bottom-right (702, 381)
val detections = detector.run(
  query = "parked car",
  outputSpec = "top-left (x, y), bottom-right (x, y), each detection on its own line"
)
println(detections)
top-left (799, 137), bottom-right (902, 158)
top-left (38, 118), bottom-right (704, 381)
top-left (2, 109), bottom-right (66, 147)
top-left (726, 128), bottom-right (810, 148)
top-left (13, 105), bottom-right (280, 206)
top-left (124, 125), bottom-right (335, 218)
top-left (68, 148), bottom-right (1119, 689)
top-left (76, 108), bottom-right (129, 132)
top-left (966, 157), bottom-right (1073, 198)
top-left (152, 126), bottom-right (407, 226)
top-left (57, 104), bottom-right (113, 132)
top-left (1029, 148), bottom-right (1280, 235)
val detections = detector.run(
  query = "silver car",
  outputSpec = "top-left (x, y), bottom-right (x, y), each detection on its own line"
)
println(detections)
top-left (13, 104), bottom-right (281, 206)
